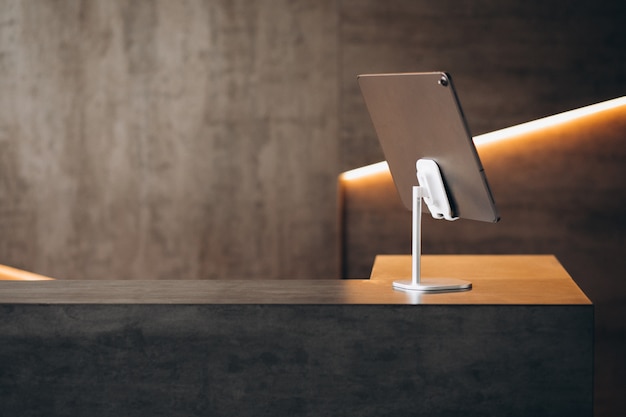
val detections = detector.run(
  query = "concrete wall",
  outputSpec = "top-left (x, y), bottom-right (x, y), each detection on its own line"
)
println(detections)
top-left (1, 1), bottom-right (625, 281)
top-left (0, 0), bottom-right (340, 279)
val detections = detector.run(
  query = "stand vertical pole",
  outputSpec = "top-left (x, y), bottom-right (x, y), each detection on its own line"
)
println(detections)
top-left (411, 185), bottom-right (422, 286)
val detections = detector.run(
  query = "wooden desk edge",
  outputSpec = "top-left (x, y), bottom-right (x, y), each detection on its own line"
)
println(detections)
top-left (0, 255), bottom-right (592, 305)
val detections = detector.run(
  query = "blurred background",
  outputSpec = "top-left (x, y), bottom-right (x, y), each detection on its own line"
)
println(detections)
top-left (1, 1), bottom-right (625, 415)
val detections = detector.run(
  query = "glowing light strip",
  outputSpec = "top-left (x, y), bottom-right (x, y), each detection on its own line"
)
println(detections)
top-left (0, 264), bottom-right (55, 281)
top-left (340, 161), bottom-right (389, 181)
top-left (473, 96), bottom-right (626, 146)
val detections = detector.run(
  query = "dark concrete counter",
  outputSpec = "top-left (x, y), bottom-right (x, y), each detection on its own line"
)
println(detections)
top-left (0, 255), bottom-right (593, 416)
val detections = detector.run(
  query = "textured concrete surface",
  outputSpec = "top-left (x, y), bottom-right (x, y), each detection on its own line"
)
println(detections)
top-left (2, 1), bottom-right (626, 282)
top-left (0, 304), bottom-right (593, 417)
top-left (0, 0), bottom-right (340, 280)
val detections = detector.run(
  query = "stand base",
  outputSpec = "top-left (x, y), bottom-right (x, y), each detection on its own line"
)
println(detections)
top-left (393, 278), bottom-right (472, 292)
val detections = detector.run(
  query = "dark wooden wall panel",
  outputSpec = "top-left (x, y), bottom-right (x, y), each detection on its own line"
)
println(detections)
top-left (340, 106), bottom-right (626, 417)
top-left (340, 0), bottom-right (626, 170)
top-left (337, 7), bottom-right (626, 413)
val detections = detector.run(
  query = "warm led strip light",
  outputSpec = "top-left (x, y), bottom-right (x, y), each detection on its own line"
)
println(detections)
top-left (473, 96), bottom-right (626, 146)
top-left (0, 264), bottom-right (55, 281)
top-left (340, 161), bottom-right (389, 181)
top-left (341, 96), bottom-right (626, 181)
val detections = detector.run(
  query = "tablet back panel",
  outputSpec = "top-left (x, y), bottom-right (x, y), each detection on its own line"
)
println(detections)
top-left (357, 72), bottom-right (499, 223)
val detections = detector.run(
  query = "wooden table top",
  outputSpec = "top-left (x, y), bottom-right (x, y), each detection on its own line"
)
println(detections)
top-left (0, 255), bottom-right (591, 305)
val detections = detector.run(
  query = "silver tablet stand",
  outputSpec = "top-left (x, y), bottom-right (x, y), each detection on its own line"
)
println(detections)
top-left (392, 159), bottom-right (472, 292)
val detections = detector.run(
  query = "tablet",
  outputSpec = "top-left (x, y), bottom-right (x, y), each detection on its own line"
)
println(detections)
top-left (357, 71), bottom-right (499, 223)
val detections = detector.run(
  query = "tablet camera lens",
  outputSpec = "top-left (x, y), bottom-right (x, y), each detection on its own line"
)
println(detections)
top-left (438, 76), bottom-right (449, 87)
